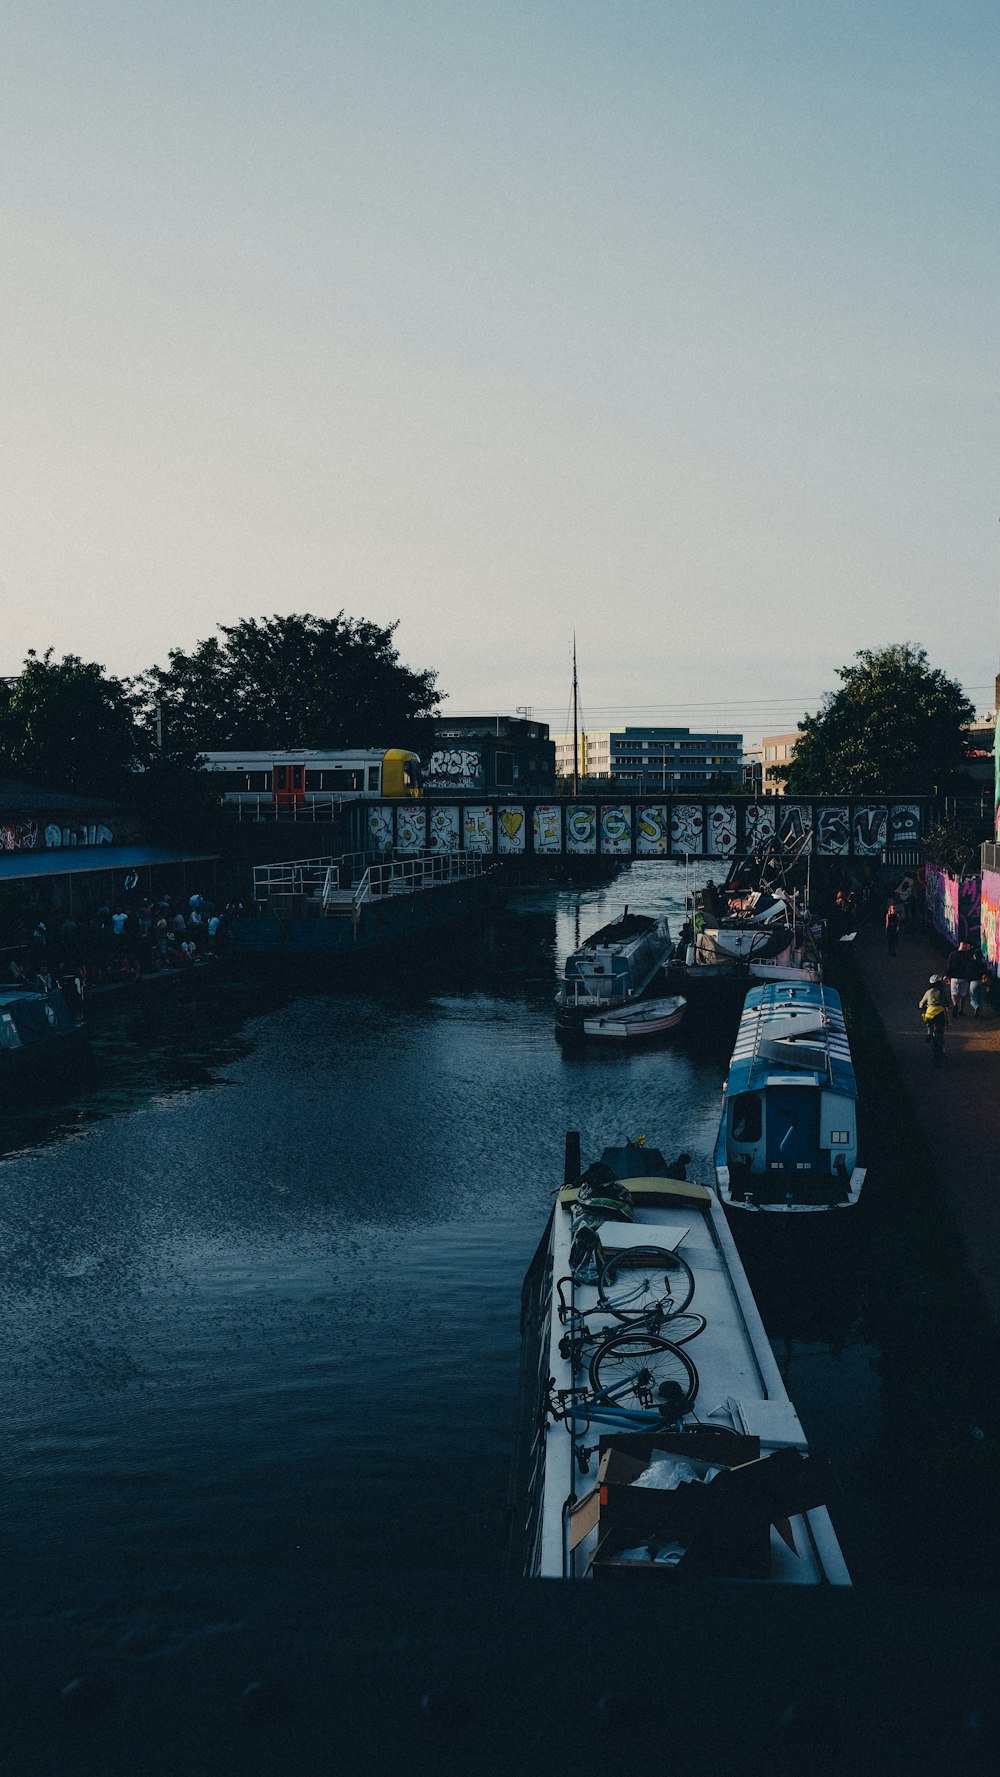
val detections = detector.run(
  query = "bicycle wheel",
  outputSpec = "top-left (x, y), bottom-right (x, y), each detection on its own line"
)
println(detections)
top-left (598, 1246), bottom-right (695, 1321)
top-left (589, 1331), bottom-right (698, 1416)
top-left (655, 1311), bottom-right (706, 1346)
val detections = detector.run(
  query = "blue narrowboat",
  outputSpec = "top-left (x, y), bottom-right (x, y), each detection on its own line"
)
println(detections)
top-left (714, 981), bottom-right (865, 1213)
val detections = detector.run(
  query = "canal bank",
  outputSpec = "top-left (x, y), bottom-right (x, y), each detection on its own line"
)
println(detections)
top-left (847, 923), bottom-right (1000, 1332)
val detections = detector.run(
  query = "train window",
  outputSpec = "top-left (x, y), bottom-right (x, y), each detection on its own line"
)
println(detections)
top-left (304, 771), bottom-right (321, 790)
top-left (245, 771), bottom-right (270, 791)
top-left (403, 760), bottom-right (421, 789)
top-left (292, 767), bottom-right (303, 789)
top-left (367, 766), bottom-right (380, 791)
top-left (275, 767), bottom-right (287, 790)
top-left (323, 769), bottom-right (364, 791)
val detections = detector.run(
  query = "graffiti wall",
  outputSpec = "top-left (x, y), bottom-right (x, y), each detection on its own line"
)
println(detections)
top-left (636, 806), bottom-right (669, 856)
top-left (816, 806), bottom-right (850, 856)
top-left (1, 818), bottom-right (39, 852)
top-left (497, 806), bottom-right (526, 853)
top-left (981, 870), bottom-right (1000, 975)
top-left (367, 806), bottom-right (394, 852)
top-left (707, 804), bottom-right (737, 857)
top-left (925, 860), bottom-right (981, 947)
top-left (533, 804), bottom-right (562, 853)
top-left (425, 748), bottom-right (483, 791)
top-left (599, 805), bottom-right (632, 855)
top-left (428, 805), bottom-right (461, 851)
top-left (670, 805), bottom-right (703, 855)
top-left (463, 806), bottom-right (494, 852)
top-left (395, 806), bottom-right (426, 854)
top-left (566, 804), bottom-right (597, 854)
top-left (744, 804), bottom-right (776, 850)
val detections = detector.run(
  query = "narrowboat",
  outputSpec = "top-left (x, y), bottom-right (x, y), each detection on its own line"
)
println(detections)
top-left (0, 980), bottom-right (88, 1079)
top-left (714, 981), bottom-right (865, 1213)
top-left (555, 909), bottom-right (672, 1031)
top-left (508, 1136), bottom-right (850, 1584)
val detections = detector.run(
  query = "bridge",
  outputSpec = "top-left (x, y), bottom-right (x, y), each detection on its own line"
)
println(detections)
top-left (346, 795), bottom-right (932, 863)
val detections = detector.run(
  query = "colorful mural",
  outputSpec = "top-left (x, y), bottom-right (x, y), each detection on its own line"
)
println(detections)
top-left (496, 806), bottom-right (526, 853)
top-left (925, 861), bottom-right (981, 947)
top-left (707, 804), bottom-right (737, 857)
top-left (367, 806), bottom-right (394, 852)
top-left (599, 805), bottom-right (632, 855)
top-left (462, 806), bottom-right (494, 852)
top-left (566, 804), bottom-right (597, 854)
top-left (850, 805), bottom-right (887, 856)
top-left (636, 806), bottom-right (670, 856)
top-left (533, 804), bottom-right (562, 853)
top-left (428, 804), bottom-right (460, 851)
top-left (981, 870), bottom-right (1000, 975)
top-left (670, 805), bottom-right (703, 855)
top-left (395, 806), bottom-right (427, 854)
top-left (816, 805), bottom-right (850, 856)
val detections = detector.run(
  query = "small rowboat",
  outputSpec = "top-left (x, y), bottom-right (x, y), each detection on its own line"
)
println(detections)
top-left (582, 994), bottom-right (687, 1040)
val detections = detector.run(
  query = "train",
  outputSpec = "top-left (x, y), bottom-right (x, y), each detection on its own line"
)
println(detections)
top-left (201, 749), bottom-right (422, 812)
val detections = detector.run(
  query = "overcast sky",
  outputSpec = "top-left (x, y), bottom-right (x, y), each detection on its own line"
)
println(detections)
top-left (2, 2), bottom-right (996, 741)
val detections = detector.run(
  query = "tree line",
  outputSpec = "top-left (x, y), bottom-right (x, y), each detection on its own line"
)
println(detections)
top-left (0, 613), bottom-right (443, 812)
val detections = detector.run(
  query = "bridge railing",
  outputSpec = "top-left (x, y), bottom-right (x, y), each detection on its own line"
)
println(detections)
top-left (255, 849), bottom-right (487, 909)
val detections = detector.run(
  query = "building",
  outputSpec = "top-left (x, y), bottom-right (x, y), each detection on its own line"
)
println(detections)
top-left (426, 715), bottom-right (555, 796)
top-left (553, 727), bottom-right (742, 792)
top-left (761, 732), bottom-right (800, 791)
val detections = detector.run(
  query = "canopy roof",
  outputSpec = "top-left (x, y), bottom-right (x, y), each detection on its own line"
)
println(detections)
top-left (0, 845), bottom-right (218, 882)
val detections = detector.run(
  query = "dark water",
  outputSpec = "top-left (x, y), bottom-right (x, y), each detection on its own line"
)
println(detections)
top-left (1, 865), bottom-right (996, 1645)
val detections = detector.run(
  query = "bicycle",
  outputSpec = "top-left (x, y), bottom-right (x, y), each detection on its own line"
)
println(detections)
top-left (567, 1224), bottom-right (695, 1323)
top-left (922, 1006), bottom-right (947, 1066)
top-left (547, 1332), bottom-right (700, 1435)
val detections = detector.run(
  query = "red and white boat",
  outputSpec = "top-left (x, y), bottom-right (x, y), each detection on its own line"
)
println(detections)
top-left (582, 994), bottom-right (687, 1040)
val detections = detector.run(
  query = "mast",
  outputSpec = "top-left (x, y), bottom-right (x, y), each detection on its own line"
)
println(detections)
top-left (571, 634), bottom-right (579, 797)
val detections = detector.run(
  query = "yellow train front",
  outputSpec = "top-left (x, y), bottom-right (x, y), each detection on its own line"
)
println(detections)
top-left (202, 748), bottom-right (422, 814)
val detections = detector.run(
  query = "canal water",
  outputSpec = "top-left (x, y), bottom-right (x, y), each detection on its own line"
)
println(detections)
top-left (1, 863), bottom-right (996, 1642)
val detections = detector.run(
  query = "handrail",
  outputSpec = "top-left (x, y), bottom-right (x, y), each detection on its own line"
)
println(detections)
top-left (257, 847), bottom-right (487, 910)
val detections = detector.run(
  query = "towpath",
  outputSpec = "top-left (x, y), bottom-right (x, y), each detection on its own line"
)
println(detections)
top-left (851, 919), bottom-right (1000, 1329)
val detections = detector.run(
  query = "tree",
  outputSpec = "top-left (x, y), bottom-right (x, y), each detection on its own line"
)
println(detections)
top-left (778, 645), bottom-right (973, 796)
top-left (136, 613), bottom-right (443, 752)
top-left (0, 650), bottom-right (145, 794)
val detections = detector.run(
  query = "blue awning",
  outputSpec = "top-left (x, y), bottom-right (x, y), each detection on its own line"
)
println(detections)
top-left (0, 846), bottom-right (219, 882)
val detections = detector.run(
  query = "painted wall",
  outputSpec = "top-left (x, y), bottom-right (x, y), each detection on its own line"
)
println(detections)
top-left (924, 860), bottom-right (981, 947)
top-left (981, 870), bottom-right (1000, 976)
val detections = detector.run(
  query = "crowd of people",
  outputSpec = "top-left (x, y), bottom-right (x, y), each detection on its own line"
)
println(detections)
top-left (7, 893), bottom-right (245, 996)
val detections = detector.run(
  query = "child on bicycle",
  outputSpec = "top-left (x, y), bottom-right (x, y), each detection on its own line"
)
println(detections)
top-left (919, 976), bottom-right (949, 1049)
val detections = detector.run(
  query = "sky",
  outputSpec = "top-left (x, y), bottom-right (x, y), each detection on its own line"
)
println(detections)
top-left (2, 2), bottom-right (997, 743)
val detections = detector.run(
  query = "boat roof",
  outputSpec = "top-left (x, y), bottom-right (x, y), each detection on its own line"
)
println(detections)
top-left (575, 910), bottom-right (664, 949)
top-left (727, 981), bottom-right (856, 1099)
top-left (533, 1143), bottom-right (850, 1584)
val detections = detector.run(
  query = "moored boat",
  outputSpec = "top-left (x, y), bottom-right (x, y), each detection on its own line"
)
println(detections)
top-left (714, 981), bottom-right (865, 1213)
top-left (555, 908), bottom-right (672, 1031)
top-left (0, 980), bottom-right (88, 1079)
top-left (582, 994), bottom-right (687, 1040)
top-left (508, 1135), bottom-right (850, 1583)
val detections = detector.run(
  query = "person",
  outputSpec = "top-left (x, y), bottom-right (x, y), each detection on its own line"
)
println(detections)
top-left (885, 904), bottom-right (900, 958)
top-left (970, 967), bottom-right (990, 1017)
top-left (919, 975), bottom-right (950, 1054)
top-left (667, 1152), bottom-right (692, 1180)
top-left (945, 939), bottom-right (978, 1017)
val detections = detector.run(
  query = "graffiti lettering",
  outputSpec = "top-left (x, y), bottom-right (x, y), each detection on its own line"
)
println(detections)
top-left (43, 823), bottom-right (114, 849)
top-left (0, 817), bottom-right (39, 852)
top-left (426, 749), bottom-right (482, 788)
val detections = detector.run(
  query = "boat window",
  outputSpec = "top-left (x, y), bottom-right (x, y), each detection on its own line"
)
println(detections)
top-left (731, 1092), bottom-right (762, 1143)
top-left (830, 1130), bottom-right (850, 1144)
top-left (368, 766), bottom-right (381, 791)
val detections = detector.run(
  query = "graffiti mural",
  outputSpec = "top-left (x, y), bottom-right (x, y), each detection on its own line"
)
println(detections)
top-left (815, 805), bottom-right (850, 856)
top-left (775, 804), bottom-right (812, 850)
top-left (851, 805), bottom-right (887, 856)
top-left (1, 817), bottom-right (39, 852)
top-left (428, 805), bottom-right (460, 851)
top-left (395, 806), bottom-right (427, 854)
top-left (889, 804), bottom-right (921, 846)
top-left (497, 806), bottom-right (526, 853)
top-left (533, 804), bottom-right (562, 853)
top-left (463, 806), bottom-right (494, 852)
top-left (744, 804), bottom-right (776, 852)
top-left (426, 748), bottom-right (483, 791)
top-left (707, 804), bottom-right (737, 857)
top-left (599, 805), bottom-right (632, 855)
top-left (636, 806), bottom-right (670, 856)
top-left (670, 805), bottom-right (703, 855)
top-left (566, 805), bottom-right (597, 854)
top-left (925, 861), bottom-right (981, 946)
top-left (367, 806), bottom-right (394, 852)
top-left (981, 870), bottom-right (1000, 975)
top-left (43, 822), bottom-right (114, 849)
